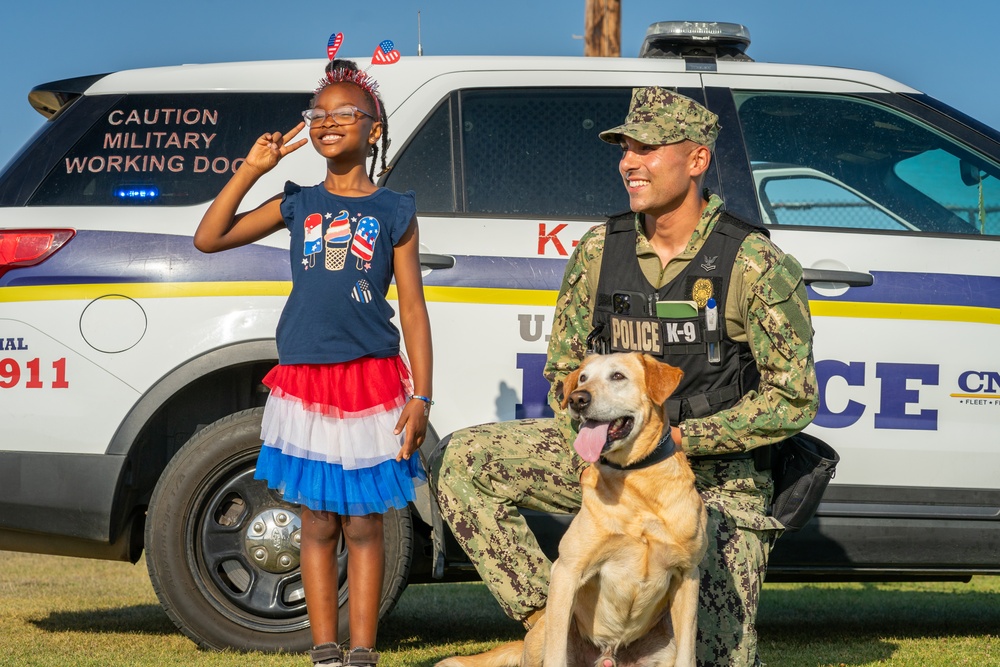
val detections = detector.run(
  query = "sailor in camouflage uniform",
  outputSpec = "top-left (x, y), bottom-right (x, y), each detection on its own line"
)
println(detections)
top-left (430, 87), bottom-right (818, 667)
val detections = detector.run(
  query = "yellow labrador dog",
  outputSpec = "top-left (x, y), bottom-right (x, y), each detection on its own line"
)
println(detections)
top-left (437, 353), bottom-right (707, 667)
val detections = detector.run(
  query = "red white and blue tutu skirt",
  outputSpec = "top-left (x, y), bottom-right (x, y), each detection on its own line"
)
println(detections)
top-left (254, 356), bottom-right (426, 515)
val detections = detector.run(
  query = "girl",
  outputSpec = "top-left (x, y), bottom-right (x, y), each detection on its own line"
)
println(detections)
top-left (194, 59), bottom-right (432, 667)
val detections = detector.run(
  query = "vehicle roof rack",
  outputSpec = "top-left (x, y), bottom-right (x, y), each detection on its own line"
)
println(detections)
top-left (640, 21), bottom-right (753, 62)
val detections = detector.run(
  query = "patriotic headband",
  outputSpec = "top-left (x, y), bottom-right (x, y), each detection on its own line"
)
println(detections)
top-left (316, 33), bottom-right (402, 119)
top-left (317, 68), bottom-right (383, 118)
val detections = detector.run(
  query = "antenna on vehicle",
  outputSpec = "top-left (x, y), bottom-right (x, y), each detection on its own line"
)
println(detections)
top-left (417, 11), bottom-right (424, 56)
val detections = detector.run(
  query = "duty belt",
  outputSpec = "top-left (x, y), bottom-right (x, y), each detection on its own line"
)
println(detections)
top-left (689, 447), bottom-right (772, 470)
top-left (688, 451), bottom-right (753, 461)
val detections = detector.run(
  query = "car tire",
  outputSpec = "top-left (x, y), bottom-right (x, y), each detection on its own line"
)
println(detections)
top-left (145, 407), bottom-right (413, 652)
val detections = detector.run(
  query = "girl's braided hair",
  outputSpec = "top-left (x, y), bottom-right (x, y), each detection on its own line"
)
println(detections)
top-left (314, 59), bottom-right (392, 180)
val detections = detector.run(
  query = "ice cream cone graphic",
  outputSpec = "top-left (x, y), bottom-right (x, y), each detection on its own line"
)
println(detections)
top-left (324, 210), bottom-right (352, 271)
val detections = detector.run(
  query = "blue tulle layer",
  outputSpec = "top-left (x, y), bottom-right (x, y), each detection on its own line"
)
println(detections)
top-left (255, 445), bottom-right (426, 515)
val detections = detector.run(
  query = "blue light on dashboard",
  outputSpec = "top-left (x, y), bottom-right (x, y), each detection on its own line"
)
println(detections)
top-left (114, 186), bottom-right (160, 201)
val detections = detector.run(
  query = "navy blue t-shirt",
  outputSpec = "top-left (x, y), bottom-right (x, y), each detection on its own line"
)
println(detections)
top-left (275, 182), bottom-right (417, 364)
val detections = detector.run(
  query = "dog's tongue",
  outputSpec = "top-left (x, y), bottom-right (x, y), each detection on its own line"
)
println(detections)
top-left (574, 421), bottom-right (610, 463)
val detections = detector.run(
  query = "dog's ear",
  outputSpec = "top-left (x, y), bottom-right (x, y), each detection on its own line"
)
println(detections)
top-left (642, 355), bottom-right (684, 405)
top-left (560, 367), bottom-right (583, 410)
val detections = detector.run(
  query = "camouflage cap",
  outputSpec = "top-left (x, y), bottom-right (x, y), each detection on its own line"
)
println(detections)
top-left (599, 87), bottom-right (720, 148)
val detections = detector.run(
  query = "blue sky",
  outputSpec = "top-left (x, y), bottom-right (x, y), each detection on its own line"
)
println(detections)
top-left (2, 0), bottom-right (998, 167)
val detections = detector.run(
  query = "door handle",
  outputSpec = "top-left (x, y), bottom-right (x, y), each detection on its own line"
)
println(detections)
top-left (419, 253), bottom-right (456, 271)
top-left (802, 268), bottom-right (873, 287)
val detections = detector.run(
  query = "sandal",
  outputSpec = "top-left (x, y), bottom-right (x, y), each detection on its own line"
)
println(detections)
top-left (346, 647), bottom-right (380, 666)
top-left (309, 642), bottom-right (343, 667)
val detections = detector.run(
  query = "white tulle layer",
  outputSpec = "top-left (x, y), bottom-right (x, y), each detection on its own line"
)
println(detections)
top-left (260, 391), bottom-right (404, 469)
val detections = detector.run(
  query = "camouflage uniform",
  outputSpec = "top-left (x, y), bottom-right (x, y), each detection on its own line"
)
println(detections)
top-left (431, 88), bottom-right (818, 667)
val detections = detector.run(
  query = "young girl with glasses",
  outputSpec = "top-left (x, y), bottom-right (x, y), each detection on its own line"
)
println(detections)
top-left (194, 58), bottom-right (432, 667)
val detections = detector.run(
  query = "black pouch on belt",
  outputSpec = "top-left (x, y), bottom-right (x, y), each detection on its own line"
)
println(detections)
top-left (770, 431), bottom-right (839, 532)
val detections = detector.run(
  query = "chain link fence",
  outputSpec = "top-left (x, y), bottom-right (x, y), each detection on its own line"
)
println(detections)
top-left (769, 200), bottom-right (1000, 236)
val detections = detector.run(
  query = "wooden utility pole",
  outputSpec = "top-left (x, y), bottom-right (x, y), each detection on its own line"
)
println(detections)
top-left (584, 0), bottom-right (621, 57)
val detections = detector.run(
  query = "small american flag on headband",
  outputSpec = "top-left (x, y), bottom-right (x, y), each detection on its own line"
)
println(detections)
top-left (327, 32), bottom-right (344, 60)
top-left (371, 39), bottom-right (401, 66)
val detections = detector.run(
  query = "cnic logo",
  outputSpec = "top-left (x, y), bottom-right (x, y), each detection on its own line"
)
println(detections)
top-left (952, 371), bottom-right (1000, 406)
top-left (955, 371), bottom-right (1000, 395)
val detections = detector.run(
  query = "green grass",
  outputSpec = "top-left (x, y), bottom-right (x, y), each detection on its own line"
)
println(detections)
top-left (0, 550), bottom-right (997, 666)
top-left (758, 579), bottom-right (1000, 666)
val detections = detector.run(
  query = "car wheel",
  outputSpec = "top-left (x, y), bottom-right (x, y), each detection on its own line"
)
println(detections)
top-left (145, 407), bottom-right (413, 651)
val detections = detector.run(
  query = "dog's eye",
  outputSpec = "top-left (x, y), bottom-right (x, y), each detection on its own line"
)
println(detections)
top-left (611, 372), bottom-right (626, 381)
top-left (579, 373), bottom-right (588, 383)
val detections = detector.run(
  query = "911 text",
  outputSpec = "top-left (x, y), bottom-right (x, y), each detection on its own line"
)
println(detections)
top-left (0, 358), bottom-right (70, 389)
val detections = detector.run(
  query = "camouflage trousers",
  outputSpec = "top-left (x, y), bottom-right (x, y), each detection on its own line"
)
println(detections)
top-left (429, 415), bottom-right (783, 667)
top-left (429, 416), bottom-right (584, 619)
top-left (691, 455), bottom-right (783, 667)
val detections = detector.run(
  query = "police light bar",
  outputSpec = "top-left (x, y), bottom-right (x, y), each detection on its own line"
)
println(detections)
top-left (640, 21), bottom-right (752, 61)
top-left (114, 186), bottom-right (160, 201)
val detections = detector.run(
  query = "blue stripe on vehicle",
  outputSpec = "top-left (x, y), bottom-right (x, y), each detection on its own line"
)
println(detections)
top-left (421, 255), bottom-right (567, 290)
top-left (1, 230), bottom-right (569, 292)
top-left (3, 231), bottom-right (1000, 313)
top-left (807, 271), bottom-right (1000, 309)
top-left (1, 230), bottom-right (291, 287)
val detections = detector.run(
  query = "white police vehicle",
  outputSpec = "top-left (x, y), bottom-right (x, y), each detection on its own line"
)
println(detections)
top-left (1, 21), bottom-right (998, 652)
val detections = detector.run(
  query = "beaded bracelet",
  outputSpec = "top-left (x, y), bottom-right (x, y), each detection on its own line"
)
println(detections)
top-left (409, 394), bottom-right (433, 416)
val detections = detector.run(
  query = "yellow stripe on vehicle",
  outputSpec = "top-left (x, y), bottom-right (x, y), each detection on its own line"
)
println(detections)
top-left (0, 282), bottom-right (294, 302)
top-left (3, 283), bottom-right (998, 324)
top-left (810, 301), bottom-right (1000, 326)
top-left (395, 285), bottom-right (557, 307)
top-left (0, 281), bottom-right (558, 307)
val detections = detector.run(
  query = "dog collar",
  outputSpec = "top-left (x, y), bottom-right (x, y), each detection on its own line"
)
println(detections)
top-left (600, 430), bottom-right (675, 471)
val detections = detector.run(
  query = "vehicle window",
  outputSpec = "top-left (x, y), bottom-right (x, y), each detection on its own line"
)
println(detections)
top-left (28, 93), bottom-right (309, 206)
top-left (734, 92), bottom-right (1000, 237)
top-left (757, 173), bottom-right (911, 231)
top-left (386, 88), bottom-right (631, 218)
top-left (895, 149), bottom-right (1000, 235)
top-left (382, 98), bottom-right (456, 213)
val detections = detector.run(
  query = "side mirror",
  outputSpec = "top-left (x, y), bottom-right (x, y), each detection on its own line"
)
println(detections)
top-left (960, 159), bottom-right (984, 187)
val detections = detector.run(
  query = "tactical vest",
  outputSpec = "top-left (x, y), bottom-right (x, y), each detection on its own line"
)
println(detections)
top-left (589, 210), bottom-right (763, 425)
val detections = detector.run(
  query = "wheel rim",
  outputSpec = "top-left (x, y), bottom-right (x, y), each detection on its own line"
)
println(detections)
top-left (183, 447), bottom-right (347, 632)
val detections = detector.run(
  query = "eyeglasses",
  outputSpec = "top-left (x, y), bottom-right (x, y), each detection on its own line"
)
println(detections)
top-left (301, 106), bottom-right (375, 127)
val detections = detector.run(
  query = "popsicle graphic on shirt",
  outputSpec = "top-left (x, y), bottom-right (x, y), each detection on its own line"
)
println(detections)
top-left (351, 216), bottom-right (381, 270)
top-left (324, 210), bottom-right (352, 271)
top-left (303, 213), bottom-right (323, 269)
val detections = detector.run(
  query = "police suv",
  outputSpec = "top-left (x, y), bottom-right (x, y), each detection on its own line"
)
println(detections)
top-left (1, 21), bottom-right (998, 652)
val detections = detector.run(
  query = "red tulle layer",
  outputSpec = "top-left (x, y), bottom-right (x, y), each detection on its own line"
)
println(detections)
top-left (262, 356), bottom-right (412, 417)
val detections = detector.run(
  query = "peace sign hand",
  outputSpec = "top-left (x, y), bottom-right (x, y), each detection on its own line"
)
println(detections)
top-left (243, 122), bottom-right (308, 176)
